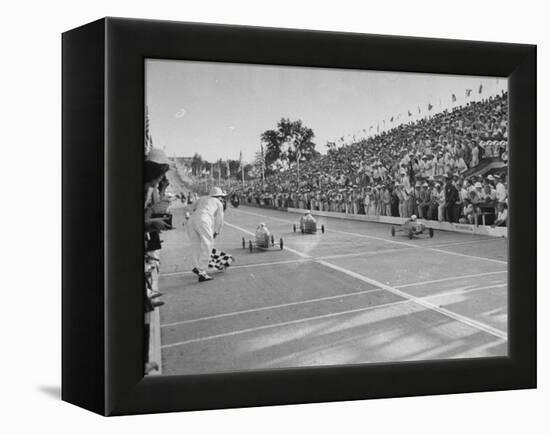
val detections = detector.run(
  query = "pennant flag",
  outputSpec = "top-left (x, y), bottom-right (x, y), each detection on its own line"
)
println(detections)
top-left (390, 116), bottom-right (394, 123)
top-left (452, 94), bottom-right (456, 102)
top-left (408, 110), bottom-right (412, 117)
top-left (478, 84), bottom-right (483, 94)
top-left (428, 104), bottom-right (433, 111)
top-left (418, 106), bottom-right (421, 114)
top-left (466, 89), bottom-right (472, 97)
top-left (383, 119), bottom-right (386, 125)
top-left (369, 125), bottom-right (373, 131)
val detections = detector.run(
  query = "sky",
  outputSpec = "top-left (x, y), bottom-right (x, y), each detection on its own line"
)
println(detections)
top-left (145, 59), bottom-right (507, 163)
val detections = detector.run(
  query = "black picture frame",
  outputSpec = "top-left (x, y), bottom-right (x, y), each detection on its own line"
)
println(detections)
top-left (62, 17), bottom-right (536, 416)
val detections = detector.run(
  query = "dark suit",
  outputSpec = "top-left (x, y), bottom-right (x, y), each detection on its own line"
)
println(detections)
top-left (444, 183), bottom-right (459, 222)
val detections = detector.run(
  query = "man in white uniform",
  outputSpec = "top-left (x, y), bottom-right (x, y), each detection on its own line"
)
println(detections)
top-left (187, 187), bottom-right (226, 282)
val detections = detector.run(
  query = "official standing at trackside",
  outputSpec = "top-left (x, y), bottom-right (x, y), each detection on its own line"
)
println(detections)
top-left (186, 187), bottom-right (226, 282)
top-left (444, 175), bottom-right (460, 223)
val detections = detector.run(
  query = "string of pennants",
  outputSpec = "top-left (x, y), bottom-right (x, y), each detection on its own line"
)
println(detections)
top-left (335, 84), bottom-right (487, 144)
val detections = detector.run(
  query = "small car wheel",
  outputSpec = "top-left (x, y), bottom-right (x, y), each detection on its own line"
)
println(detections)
top-left (391, 227), bottom-right (395, 237)
top-left (408, 231), bottom-right (414, 240)
top-left (321, 224), bottom-right (325, 234)
top-left (429, 228), bottom-right (434, 238)
top-left (280, 238), bottom-right (284, 250)
top-left (249, 240), bottom-right (253, 252)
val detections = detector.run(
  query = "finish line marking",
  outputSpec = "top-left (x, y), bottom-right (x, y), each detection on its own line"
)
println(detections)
top-left (161, 258), bottom-right (311, 277)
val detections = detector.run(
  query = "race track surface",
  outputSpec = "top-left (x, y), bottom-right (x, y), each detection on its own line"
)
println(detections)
top-left (158, 204), bottom-right (508, 375)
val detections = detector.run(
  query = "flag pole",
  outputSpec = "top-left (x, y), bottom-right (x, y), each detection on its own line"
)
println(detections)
top-left (296, 144), bottom-right (301, 185)
top-left (260, 144), bottom-right (265, 184)
top-left (226, 160), bottom-right (231, 189)
top-left (239, 149), bottom-right (244, 188)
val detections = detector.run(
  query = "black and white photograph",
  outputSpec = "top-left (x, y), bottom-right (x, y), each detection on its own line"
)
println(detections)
top-left (143, 60), bottom-right (509, 376)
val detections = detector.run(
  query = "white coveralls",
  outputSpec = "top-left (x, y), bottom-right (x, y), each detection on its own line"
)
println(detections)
top-left (186, 196), bottom-right (224, 270)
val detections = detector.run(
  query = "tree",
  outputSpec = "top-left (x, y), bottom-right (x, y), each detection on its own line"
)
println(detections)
top-left (260, 118), bottom-right (318, 173)
top-left (227, 159), bottom-right (241, 178)
top-left (243, 164), bottom-right (254, 180)
top-left (191, 153), bottom-right (203, 176)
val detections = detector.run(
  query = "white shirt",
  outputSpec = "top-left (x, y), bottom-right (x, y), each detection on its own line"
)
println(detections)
top-left (459, 188), bottom-right (469, 201)
top-left (190, 196), bottom-right (225, 234)
top-left (496, 182), bottom-right (507, 202)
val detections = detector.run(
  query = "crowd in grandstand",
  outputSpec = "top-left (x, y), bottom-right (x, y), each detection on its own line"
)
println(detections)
top-left (232, 93), bottom-right (508, 227)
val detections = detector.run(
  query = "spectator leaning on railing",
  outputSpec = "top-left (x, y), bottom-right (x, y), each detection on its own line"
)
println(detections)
top-left (143, 148), bottom-right (173, 375)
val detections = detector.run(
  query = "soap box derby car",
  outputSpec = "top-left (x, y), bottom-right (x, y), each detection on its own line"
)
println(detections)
top-left (391, 215), bottom-right (434, 239)
top-left (242, 223), bottom-right (284, 252)
top-left (293, 211), bottom-right (325, 234)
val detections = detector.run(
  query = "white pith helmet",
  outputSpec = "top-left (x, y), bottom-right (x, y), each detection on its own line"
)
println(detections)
top-left (146, 148), bottom-right (169, 165)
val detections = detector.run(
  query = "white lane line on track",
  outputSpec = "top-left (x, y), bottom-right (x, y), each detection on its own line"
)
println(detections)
top-left (161, 283), bottom-right (507, 348)
top-left (232, 207), bottom-right (507, 264)
top-left (317, 260), bottom-right (507, 340)
top-left (427, 283), bottom-right (506, 298)
top-left (161, 258), bottom-right (311, 277)
top-left (161, 287), bottom-right (386, 328)
top-left (162, 283), bottom-right (505, 329)
top-left (395, 270), bottom-right (507, 289)
top-left (317, 247), bottom-right (411, 261)
top-left (161, 299), bottom-right (411, 348)
top-left (427, 248), bottom-right (507, 265)
top-left (160, 247), bottom-right (505, 278)
top-left (430, 238), bottom-right (506, 249)
top-left (224, 221), bottom-right (311, 259)
top-left (161, 249), bottom-right (409, 278)
top-left (232, 208), bottom-right (294, 224)
top-left (160, 243), bottom-right (461, 278)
